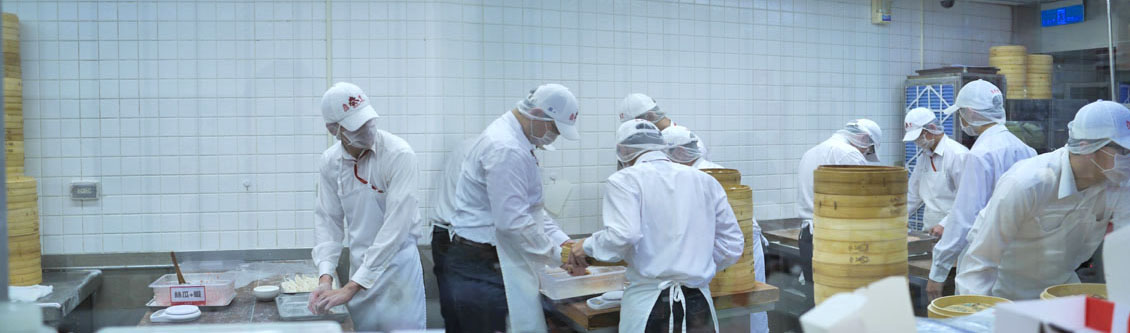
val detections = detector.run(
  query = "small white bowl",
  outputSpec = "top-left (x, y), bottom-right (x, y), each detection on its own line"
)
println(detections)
top-left (253, 285), bottom-right (281, 301)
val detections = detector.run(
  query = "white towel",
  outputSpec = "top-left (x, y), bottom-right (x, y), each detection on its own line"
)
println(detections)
top-left (8, 285), bottom-right (53, 302)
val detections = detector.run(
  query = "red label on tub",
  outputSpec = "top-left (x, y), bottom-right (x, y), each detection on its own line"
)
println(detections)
top-left (170, 285), bottom-right (206, 306)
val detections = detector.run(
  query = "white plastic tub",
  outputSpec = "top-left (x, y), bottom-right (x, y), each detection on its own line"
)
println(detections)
top-left (539, 266), bottom-right (626, 301)
top-left (149, 273), bottom-right (236, 307)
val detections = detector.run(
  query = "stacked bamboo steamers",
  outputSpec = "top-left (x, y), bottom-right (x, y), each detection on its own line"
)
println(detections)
top-left (811, 166), bottom-right (908, 304)
top-left (989, 45), bottom-right (1053, 100)
top-left (702, 169), bottom-right (758, 296)
top-left (4, 12), bottom-right (42, 286)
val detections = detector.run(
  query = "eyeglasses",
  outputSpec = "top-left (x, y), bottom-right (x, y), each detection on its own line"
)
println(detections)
top-left (1103, 144), bottom-right (1130, 156)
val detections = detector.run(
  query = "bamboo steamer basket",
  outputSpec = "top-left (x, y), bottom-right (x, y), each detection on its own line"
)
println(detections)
top-left (814, 284), bottom-right (857, 301)
top-left (6, 127), bottom-right (21, 141)
top-left (5, 64), bottom-right (19, 78)
top-left (4, 51), bottom-right (17, 65)
top-left (1040, 283), bottom-right (1107, 300)
top-left (7, 140), bottom-right (24, 168)
top-left (813, 262), bottom-right (907, 278)
top-left (812, 165), bottom-right (907, 304)
top-left (990, 45), bottom-right (1027, 56)
top-left (1027, 54), bottom-right (1053, 65)
top-left (928, 295), bottom-right (1011, 319)
top-left (8, 230), bottom-right (42, 286)
top-left (703, 168), bottom-right (741, 186)
top-left (989, 55), bottom-right (1026, 66)
top-left (3, 77), bottom-right (19, 95)
top-left (2, 38), bottom-right (17, 55)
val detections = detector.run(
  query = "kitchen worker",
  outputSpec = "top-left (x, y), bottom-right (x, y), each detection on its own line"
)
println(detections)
top-left (308, 82), bottom-right (426, 330)
top-left (568, 119), bottom-right (744, 332)
top-left (662, 124), bottom-right (769, 333)
top-left (956, 100), bottom-right (1130, 300)
top-left (447, 83), bottom-right (581, 333)
top-left (926, 80), bottom-right (1036, 301)
top-left (428, 137), bottom-right (475, 332)
top-left (795, 118), bottom-right (882, 307)
top-left (662, 125), bottom-right (723, 169)
top-left (903, 107), bottom-right (970, 235)
top-left (619, 93), bottom-right (709, 159)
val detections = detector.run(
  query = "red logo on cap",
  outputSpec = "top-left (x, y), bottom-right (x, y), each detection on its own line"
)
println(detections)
top-left (905, 122), bottom-right (912, 130)
top-left (1125, 120), bottom-right (1130, 130)
top-left (569, 113), bottom-right (577, 121)
top-left (341, 95), bottom-right (365, 112)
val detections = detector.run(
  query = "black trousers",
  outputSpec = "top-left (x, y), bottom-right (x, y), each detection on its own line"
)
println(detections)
top-left (444, 235), bottom-right (507, 333)
top-left (799, 227), bottom-right (816, 309)
top-left (644, 286), bottom-right (714, 333)
top-left (431, 225), bottom-right (460, 332)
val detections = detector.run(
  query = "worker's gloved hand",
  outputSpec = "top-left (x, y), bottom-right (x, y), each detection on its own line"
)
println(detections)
top-left (311, 282), bottom-right (362, 315)
top-left (307, 277), bottom-right (334, 314)
top-left (926, 279), bottom-right (944, 301)
top-left (929, 225), bottom-right (944, 238)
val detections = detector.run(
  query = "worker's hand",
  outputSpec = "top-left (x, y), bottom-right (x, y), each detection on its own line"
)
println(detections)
top-left (929, 225), bottom-right (944, 238)
top-left (307, 276), bottom-right (334, 314)
top-left (565, 238), bottom-right (590, 276)
top-left (310, 281), bottom-right (362, 315)
top-left (926, 279), bottom-right (944, 301)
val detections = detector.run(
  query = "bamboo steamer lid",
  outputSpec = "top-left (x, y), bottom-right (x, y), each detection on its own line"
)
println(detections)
top-left (814, 261), bottom-right (907, 278)
top-left (725, 185), bottom-right (752, 199)
top-left (1027, 54), bottom-right (1053, 65)
top-left (8, 191), bottom-right (37, 204)
top-left (7, 174), bottom-right (36, 189)
top-left (813, 166), bottom-right (907, 196)
top-left (812, 238), bottom-right (906, 254)
top-left (814, 194), bottom-right (907, 219)
top-left (810, 216), bottom-right (906, 231)
top-left (989, 55), bottom-right (1026, 66)
top-left (812, 223), bottom-right (907, 241)
top-left (990, 45), bottom-right (1027, 56)
top-left (7, 166), bottom-right (23, 175)
top-left (812, 248), bottom-right (908, 265)
top-left (7, 199), bottom-right (35, 211)
top-left (702, 168), bottom-right (741, 186)
top-left (1040, 283), bottom-right (1106, 300)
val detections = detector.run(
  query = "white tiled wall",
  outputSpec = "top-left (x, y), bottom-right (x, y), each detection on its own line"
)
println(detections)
top-left (4, 0), bottom-right (1011, 254)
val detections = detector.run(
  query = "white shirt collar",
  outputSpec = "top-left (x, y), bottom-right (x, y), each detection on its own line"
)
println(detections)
top-left (637, 151), bottom-right (669, 164)
top-left (502, 111), bottom-right (535, 151)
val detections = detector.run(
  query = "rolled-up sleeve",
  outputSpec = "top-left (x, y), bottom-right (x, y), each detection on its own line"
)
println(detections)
top-left (349, 150), bottom-right (421, 289)
top-left (955, 177), bottom-right (1032, 295)
top-left (585, 177), bottom-right (641, 263)
top-left (313, 157), bottom-right (346, 279)
top-left (931, 154), bottom-right (993, 282)
top-left (486, 148), bottom-right (557, 266)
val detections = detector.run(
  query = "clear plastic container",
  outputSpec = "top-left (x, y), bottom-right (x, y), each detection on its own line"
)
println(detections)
top-left (539, 266), bottom-right (627, 301)
top-left (149, 273), bottom-right (236, 306)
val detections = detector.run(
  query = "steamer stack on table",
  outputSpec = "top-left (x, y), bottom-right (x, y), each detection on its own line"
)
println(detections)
top-left (990, 45), bottom-right (1028, 99)
top-left (811, 165), bottom-right (908, 304)
top-left (702, 169), bottom-right (759, 297)
top-left (1026, 54), bottom-right (1053, 99)
top-left (4, 12), bottom-right (41, 286)
top-left (989, 45), bottom-right (1054, 100)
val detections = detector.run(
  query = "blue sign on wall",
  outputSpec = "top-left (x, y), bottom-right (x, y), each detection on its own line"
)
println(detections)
top-left (1041, 4), bottom-right (1085, 27)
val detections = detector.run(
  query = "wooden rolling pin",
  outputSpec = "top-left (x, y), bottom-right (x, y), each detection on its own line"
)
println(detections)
top-left (561, 243), bottom-right (626, 267)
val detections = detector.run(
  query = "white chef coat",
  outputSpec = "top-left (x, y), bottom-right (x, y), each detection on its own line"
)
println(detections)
top-left (692, 158), bottom-right (724, 170)
top-left (796, 133), bottom-right (870, 230)
top-left (956, 148), bottom-right (1130, 300)
top-left (449, 111), bottom-right (570, 332)
top-left (584, 151), bottom-right (744, 332)
top-left (450, 111), bottom-right (571, 247)
top-left (312, 130), bottom-right (426, 331)
top-left (929, 125), bottom-right (1036, 282)
top-left (429, 138), bottom-right (475, 229)
top-left (907, 136), bottom-right (970, 230)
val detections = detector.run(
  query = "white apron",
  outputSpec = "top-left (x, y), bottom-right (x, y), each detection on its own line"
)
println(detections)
top-left (923, 209), bottom-right (947, 231)
top-left (339, 163), bottom-right (426, 331)
top-left (496, 206), bottom-right (554, 333)
top-left (748, 231), bottom-right (768, 333)
top-left (620, 270), bottom-right (719, 333)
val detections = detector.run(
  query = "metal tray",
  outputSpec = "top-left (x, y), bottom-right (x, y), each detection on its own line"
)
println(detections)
top-left (275, 293), bottom-right (348, 322)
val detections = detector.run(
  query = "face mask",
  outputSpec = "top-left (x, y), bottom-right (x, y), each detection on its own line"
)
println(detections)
top-left (915, 135), bottom-right (938, 153)
top-left (528, 120), bottom-right (558, 147)
top-left (1092, 148), bottom-right (1130, 184)
top-left (342, 127), bottom-right (376, 150)
top-left (959, 112), bottom-right (979, 137)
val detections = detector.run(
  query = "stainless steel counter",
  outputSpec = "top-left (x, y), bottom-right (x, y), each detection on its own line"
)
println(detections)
top-left (38, 270), bottom-right (102, 325)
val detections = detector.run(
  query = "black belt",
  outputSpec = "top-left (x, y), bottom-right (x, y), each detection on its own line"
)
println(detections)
top-left (452, 234), bottom-right (496, 251)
